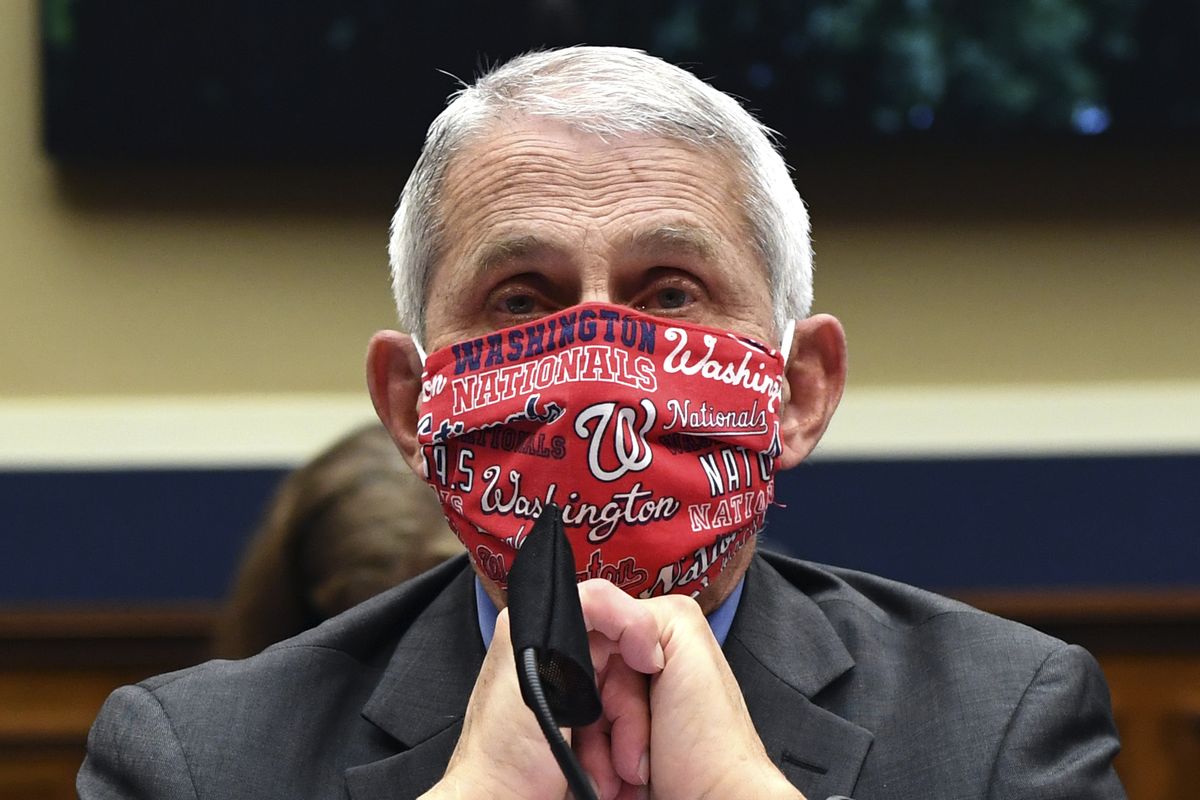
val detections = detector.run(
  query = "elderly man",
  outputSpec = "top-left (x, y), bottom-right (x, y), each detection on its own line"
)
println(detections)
top-left (79, 47), bottom-right (1125, 800)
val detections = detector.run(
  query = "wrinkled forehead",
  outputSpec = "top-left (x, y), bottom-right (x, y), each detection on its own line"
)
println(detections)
top-left (433, 118), bottom-right (757, 267)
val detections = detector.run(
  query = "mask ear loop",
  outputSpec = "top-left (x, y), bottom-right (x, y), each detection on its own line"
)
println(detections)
top-left (411, 336), bottom-right (428, 366)
top-left (779, 319), bottom-right (796, 359)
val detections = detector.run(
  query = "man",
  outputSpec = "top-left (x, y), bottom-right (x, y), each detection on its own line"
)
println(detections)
top-left (79, 47), bottom-right (1125, 800)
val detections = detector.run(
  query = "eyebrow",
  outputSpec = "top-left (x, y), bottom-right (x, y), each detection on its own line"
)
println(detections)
top-left (623, 224), bottom-right (719, 263)
top-left (468, 234), bottom-right (564, 282)
top-left (466, 224), bottom-right (720, 284)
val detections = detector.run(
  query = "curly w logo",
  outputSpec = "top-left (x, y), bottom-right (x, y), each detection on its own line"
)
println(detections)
top-left (573, 399), bottom-right (656, 482)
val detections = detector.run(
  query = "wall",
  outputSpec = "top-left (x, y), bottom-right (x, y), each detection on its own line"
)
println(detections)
top-left (1, 0), bottom-right (1197, 592)
top-left (1, 3), bottom-right (400, 400)
top-left (3, 1), bottom-right (1197, 406)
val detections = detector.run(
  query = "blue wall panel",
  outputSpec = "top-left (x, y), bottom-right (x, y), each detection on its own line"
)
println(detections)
top-left (766, 455), bottom-right (1199, 589)
top-left (2, 455), bottom-right (1197, 602)
top-left (4, 469), bottom-right (284, 602)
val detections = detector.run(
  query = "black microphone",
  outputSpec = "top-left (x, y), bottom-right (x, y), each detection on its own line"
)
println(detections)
top-left (507, 504), bottom-right (602, 800)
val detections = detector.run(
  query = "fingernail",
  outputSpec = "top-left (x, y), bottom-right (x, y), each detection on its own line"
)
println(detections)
top-left (653, 643), bottom-right (665, 670)
top-left (638, 752), bottom-right (650, 785)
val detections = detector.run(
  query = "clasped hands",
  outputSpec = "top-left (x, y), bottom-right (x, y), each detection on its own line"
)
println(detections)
top-left (422, 579), bottom-right (804, 800)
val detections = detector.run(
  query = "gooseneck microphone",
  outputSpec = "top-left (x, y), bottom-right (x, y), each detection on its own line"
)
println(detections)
top-left (507, 504), bottom-right (602, 800)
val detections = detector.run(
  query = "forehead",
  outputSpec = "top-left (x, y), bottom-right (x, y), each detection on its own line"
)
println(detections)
top-left (434, 118), bottom-right (754, 268)
top-left (417, 117), bottom-right (775, 348)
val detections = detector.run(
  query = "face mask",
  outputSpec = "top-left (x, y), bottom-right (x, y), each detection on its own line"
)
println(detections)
top-left (414, 302), bottom-right (791, 599)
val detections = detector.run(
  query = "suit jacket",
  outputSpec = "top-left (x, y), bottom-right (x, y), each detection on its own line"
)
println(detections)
top-left (78, 552), bottom-right (1126, 799)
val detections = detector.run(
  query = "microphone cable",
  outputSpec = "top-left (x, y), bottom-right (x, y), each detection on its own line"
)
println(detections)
top-left (518, 647), bottom-right (598, 800)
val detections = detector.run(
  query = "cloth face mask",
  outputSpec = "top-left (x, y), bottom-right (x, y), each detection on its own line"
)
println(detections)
top-left (415, 302), bottom-right (790, 599)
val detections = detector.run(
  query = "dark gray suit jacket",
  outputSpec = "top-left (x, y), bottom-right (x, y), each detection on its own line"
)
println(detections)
top-left (78, 552), bottom-right (1126, 799)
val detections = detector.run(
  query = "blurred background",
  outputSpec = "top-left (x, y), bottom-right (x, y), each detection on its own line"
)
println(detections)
top-left (1, 1), bottom-right (1197, 798)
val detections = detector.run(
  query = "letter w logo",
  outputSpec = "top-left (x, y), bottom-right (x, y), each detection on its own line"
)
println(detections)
top-left (574, 399), bottom-right (656, 482)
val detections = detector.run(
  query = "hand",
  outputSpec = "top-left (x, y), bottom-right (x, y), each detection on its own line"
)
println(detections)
top-left (577, 580), bottom-right (805, 800)
top-left (424, 579), bottom-right (803, 800)
top-left (571, 584), bottom-right (665, 800)
top-left (422, 608), bottom-right (567, 800)
top-left (423, 597), bottom-right (664, 800)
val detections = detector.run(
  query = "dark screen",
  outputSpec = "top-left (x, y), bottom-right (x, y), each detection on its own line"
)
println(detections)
top-left (41, 0), bottom-right (1200, 163)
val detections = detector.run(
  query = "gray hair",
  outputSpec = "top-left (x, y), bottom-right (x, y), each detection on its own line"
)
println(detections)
top-left (388, 46), bottom-right (813, 340)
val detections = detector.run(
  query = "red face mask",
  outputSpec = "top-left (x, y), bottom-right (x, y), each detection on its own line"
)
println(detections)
top-left (416, 302), bottom-right (789, 599)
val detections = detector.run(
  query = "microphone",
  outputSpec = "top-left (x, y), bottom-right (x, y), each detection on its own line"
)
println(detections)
top-left (507, 504), bottom-right (602, 800)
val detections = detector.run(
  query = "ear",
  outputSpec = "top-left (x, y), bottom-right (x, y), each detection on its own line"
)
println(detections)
top-left (366, 330), bottom-right (425, 474)
top-left (776, 313), bottom-right (847, 470)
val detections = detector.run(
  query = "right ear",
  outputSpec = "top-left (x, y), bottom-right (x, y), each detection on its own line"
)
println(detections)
top-left (366, 330), bottom-right (425, 474)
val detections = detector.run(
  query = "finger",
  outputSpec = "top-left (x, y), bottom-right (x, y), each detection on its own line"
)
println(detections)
top-left (578, 579), bottom-right (665, 675)
top-left (490, 608), bottom-right (515, 655)
top-left (589, 630), bottom-right (618, 676)
top-left (616, 782), bottom-right (650, 800)
top-left (572, 720), bottom-right (619, 800)
top-left (639, 593), bottom-right (717, 658)
top-left (601, 656), bottom-right (651, 787)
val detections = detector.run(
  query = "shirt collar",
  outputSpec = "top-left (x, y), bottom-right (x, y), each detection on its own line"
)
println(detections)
top-left (475, 575), bottom-right (745, 650)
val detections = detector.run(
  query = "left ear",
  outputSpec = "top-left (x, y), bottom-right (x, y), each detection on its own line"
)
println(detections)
top-left (776, 313), bottom-right (847, 470)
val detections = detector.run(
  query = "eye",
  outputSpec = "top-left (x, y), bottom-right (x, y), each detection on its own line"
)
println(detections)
top-left (503, 293), bottom-right (537, 315)
top-left (486, 276), bottom-right (555, 322)
top-left (632, 270), bottom-right (703, 314)
top-left (655, 286), bottom-right (690, 309)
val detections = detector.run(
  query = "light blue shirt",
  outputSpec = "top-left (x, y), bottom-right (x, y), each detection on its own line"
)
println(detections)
top-left (475, 575), bottom-right (745, 649)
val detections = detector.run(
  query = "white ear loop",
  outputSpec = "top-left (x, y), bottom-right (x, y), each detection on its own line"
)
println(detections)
top-left (411, 336), bottom-right (428, 365)
top-left (779, 319), bottom-right (796, 357)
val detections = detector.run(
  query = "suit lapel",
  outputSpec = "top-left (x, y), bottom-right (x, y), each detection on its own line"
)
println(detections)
top-left (725, 554), bottom-right (874, 799)
top-left (346, 563), bottom-right (484, 800)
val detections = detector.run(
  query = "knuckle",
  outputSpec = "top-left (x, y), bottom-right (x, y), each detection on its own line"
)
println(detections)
top-left (657, 594), bottom-right (708, 632)
top-left (577, 577), bottom-right (613, 602)
top-left (661, 593), bottom-right (701, 616)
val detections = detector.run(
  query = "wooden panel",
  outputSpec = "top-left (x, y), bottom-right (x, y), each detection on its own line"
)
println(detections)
top-left (1101, 655), bottom-right (1200, 800)
top-left (0, 605), bottom-right (217, 800)
top-left (952, 588), bottom-right (1200, 619)
top-left (0, 746), bottom-right (88, 800)
top-left (0, 669), bottom-right (154, 743)
top-left (0, 606), bottom-right (216, 669)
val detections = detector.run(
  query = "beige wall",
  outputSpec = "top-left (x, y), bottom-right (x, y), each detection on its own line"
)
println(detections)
top-left (2, 2), bottom-right (1197, 402)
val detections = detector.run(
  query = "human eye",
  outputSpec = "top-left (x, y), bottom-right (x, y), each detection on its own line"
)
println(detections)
top-left (501, 292), bottom-right (537, 315)
top-left (632, 270), bottom-right (705, 315)
top-left (486, 276), bottom-right (555, 323)
top-left (654, 285), bottom-right (690, 309)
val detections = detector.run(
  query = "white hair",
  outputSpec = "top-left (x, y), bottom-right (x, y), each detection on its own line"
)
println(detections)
top-left (388, 46), bottom-right (813, 339)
